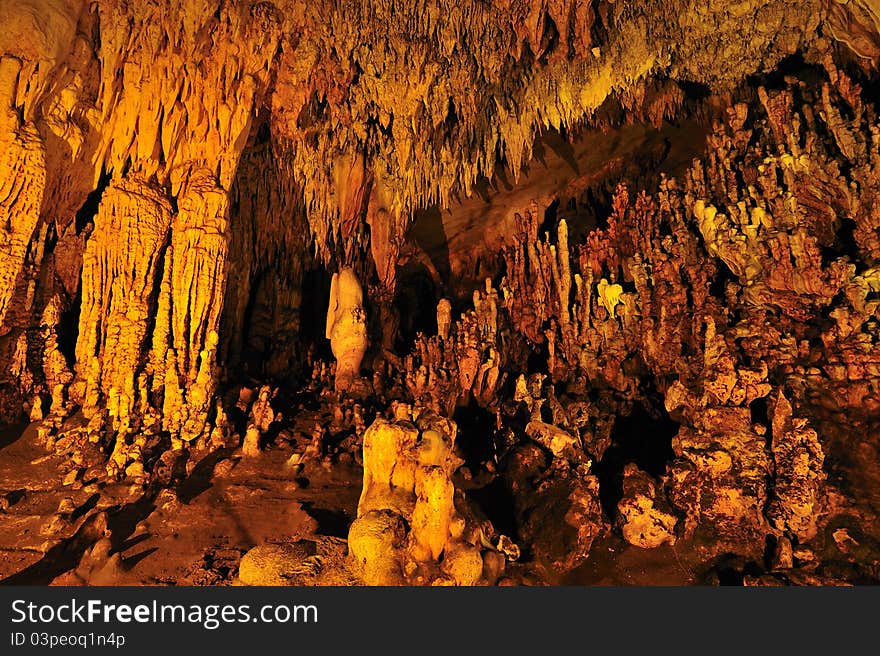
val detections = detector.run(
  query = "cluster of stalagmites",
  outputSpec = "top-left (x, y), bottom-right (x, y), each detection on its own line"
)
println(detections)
top-left (348, 404), bottom-right (512, 585)
top-left (1, 1), bottom-right (879, 585)
top-left (18, 57), bottom-right (880, 580)
top-left (0, 1), bottom-right (303, 490)
top-left (366, 60), bottom-right (879, 577)
top-left (0, 0), bottom-right (848, 440)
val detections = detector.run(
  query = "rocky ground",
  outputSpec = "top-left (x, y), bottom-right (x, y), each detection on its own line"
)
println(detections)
top-left (2, 398), bottom-right (877, 587)
top-left (0, 418), bottom-right (360, 585)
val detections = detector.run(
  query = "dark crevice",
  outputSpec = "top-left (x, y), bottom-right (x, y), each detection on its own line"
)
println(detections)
top-left (75, 170), bottom-right (111, 235)
top-left (56, 285), bottom-right (81, 370)
top-left (452, 399), bottom-right (497, 467)
top-left (393, 261), bottom-right (439, 351)
top-left (300, 266), bottom-right (334, 362)
top-left (465, 478), bottom-right (518, 538)
top-left (451, 400), bottom-right (519, 537)
top-left (540, 198), bottom-right (560, 236)
top-left (593, 401), bottom-right (679, 520)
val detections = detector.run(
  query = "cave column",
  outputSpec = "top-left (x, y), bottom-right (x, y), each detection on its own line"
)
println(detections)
top-left (152, 169), bottom-right (230, 445)
top-left (0, 56), bottom-right (47, 331)
top-left (71, 168), bottom-right (237, 470)
top-left (366, 179), bottom-right (404, 353)
top-left (71, 176), bottom-right (173, 442)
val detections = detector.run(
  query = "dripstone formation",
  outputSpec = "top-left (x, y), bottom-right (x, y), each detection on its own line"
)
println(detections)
top-left (1, 0), bottom-right (879, 586)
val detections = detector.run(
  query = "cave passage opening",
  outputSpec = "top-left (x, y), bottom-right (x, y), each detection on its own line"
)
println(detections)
top-left (453, 399), bottom-right (519, 538)
top-left (55, 286), bottom-right (81, 371)
top-left (593, 400), bottom-right (679, 520)
top-left (393, 260), bottom-right (440, 351)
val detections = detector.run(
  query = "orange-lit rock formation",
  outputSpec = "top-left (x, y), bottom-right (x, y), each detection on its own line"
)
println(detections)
top-left (326, 268), bottom-right (368, 392)
top-left (348, 407), bottom-right (499, 585)
top-left (1, 0), bottom-right (879, 587)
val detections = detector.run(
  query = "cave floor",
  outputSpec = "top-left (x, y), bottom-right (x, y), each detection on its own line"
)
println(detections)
top-left (0, 419), bottom-right (874, 586)
top-left (0, 421), bottom-right (687, 586)
top-left (0, 422), bottom-right (361, 585)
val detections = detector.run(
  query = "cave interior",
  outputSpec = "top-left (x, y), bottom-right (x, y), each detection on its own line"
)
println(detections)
top-left (1, 0), bottom-right (880, 586)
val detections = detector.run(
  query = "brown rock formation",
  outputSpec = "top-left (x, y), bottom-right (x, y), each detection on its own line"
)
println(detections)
top-left (0, 0), bottom-right (879, 587)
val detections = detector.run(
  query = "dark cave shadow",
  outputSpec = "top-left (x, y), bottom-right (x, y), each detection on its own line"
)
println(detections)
top-left (394, 261), bottom-right (440, 349)
top-left (116, 532), bottom-right (150, 554)
top-left (0, 423), bottom-right (27, 452)
top-left (176, 448), bottom-right (235, 504)
top-left (471, 175), bottom-right (493, 203)
top-left (465, 478), bottom-right (518, 539)
top-left (299, 500), bottom-right (350, 538)
top-left (171, 448), bottom-right (262, 557)
top-left (215, 501), bottom-right (257, 548)
top-left (540, 128), bottom-right (580, 175)
top-left (70, 493), bottom-right (100, 521)
top-left (105, 494), bottom-right (157, 554)
top-left (122, 546), bottom-right (158, 570)
top-left (593, 402), bottom-right (679, 521)
top-left (703, 552), bottom-right (765, 585)
top-left (493, 165), bottom-right (515, 192)
top-left (408, 205), bottom-right (452, 285)
top-left (299, 267), bottom-right (334, 362)
top-left (0, 511), bottom-right (108, 585)
top-left (3, 489), bottom-right (26, 508)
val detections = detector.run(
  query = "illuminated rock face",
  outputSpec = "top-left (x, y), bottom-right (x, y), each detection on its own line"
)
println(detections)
top-left (0, 0), bottom-right (879, 584)
top-left (618, 464), bottom-right (678, 549)
top-left (0, 0), bottom-right (853, 434)
top-left (348, 408), bottom-right (490, 585)
top-left (74, 177), bottom-right (173, 442)
top-left (326, 268), bottom-right (368, 392)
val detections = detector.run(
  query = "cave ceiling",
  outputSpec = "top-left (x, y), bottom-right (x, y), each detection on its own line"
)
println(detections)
top-left (1, 0), bottom-right (846, 250)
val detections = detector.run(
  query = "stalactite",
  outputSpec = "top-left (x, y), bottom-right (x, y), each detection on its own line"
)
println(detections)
top-left (271, 0), bottom-right (823, 257)
top-left (1, 0), bottom-right (879, 587)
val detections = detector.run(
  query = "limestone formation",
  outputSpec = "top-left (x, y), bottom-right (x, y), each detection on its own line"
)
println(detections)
top-left (238, 541), bottom-right (318, 586)
top-left (0, 0), bottom-right (879, 588)
top-left (241, 386), bottom-right (276, 457)
top-left (436, 299), bottom-right (452, 342)
top-left (326, 268), bottom-right (368, 392)
top-left (348, 408), bottom-right (496, 585)
top-left (617, 464), bottom-right (678, 549)
top-left (767, 391), bottom-right (826, 542)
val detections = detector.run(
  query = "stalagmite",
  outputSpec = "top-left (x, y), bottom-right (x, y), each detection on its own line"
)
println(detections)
top-left (436, 299), bottom-right (452, 341)
top-left (242, 386), bottom-right (275, 457)
top-left (153, 172), bottom-right (230, 442)
top-left (39, 296), bottom-right (73, 419)
top-left (348, 408), bottom-right (496, 585)
top-left (326, 267), bottom-right (368, 393)
top-left (618, 464), bottom-right (678, 549)
top-left (73, 177), bottom-right (173, 439)
top-left (0, 57), bottom-right (45, 330)
top-left (767, 391), bottom-right (826, 542)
